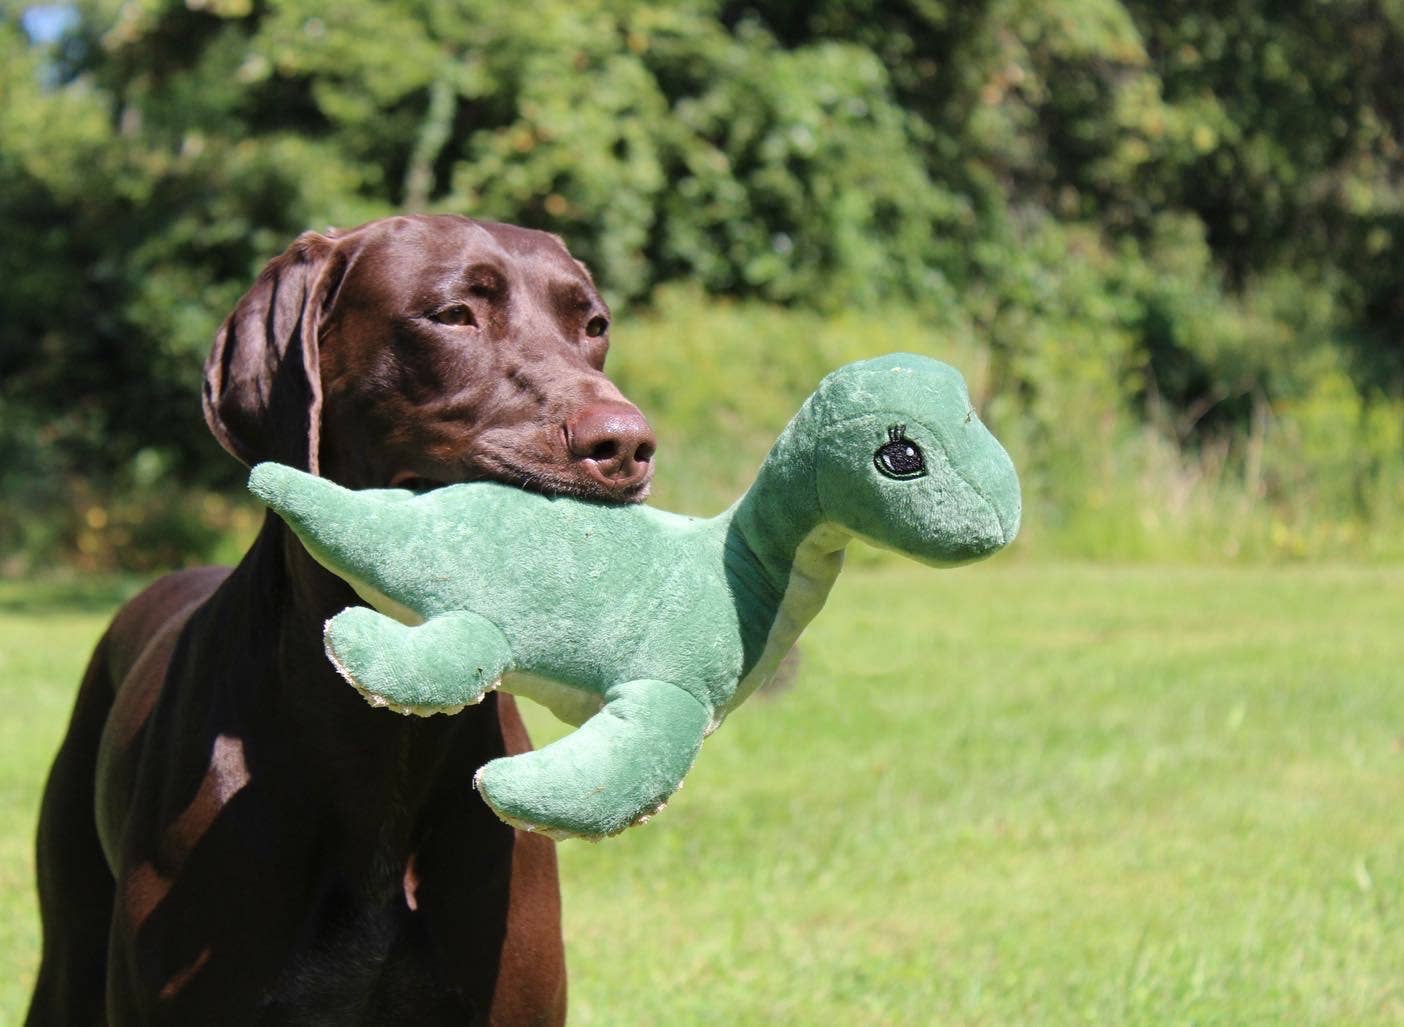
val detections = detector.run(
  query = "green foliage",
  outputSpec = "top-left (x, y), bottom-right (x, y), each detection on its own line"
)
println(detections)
top-left (613, 277), bottom-right (1403, 563)
top-left (2, 0), bottom-right (1403, 568)
top-left (607, 287), bottom-right (990, 515)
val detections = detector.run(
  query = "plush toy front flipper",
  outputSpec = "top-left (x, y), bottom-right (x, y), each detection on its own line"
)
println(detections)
top-left (325, 608), bottom-right (513, 716)
top-left (474, 680), bottom-right (711, 839)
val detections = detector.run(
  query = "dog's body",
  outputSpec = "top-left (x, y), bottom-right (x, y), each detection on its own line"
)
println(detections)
top-left (28, 215), bottom-right (656, 1024)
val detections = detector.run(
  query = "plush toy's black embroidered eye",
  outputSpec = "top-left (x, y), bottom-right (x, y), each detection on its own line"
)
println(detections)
top-left (874, 425), bottom-right (926, 480)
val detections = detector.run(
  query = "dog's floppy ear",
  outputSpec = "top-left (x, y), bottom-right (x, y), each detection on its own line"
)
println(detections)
top-left (203, 230), bottom-right (350, 473)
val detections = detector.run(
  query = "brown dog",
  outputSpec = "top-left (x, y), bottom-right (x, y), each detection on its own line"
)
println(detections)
top-left (28, 215), bottom-right (656, 1024)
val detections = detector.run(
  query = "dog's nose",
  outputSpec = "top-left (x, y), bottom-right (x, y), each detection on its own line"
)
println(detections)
top-left (565, 401), bottom-right (656, 491)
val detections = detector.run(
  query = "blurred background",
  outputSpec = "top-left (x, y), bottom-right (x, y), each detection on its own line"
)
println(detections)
top-left (4, 0), bottom-right (1402, 571)
top-left (2, 3), bottom-right (1403, 1024)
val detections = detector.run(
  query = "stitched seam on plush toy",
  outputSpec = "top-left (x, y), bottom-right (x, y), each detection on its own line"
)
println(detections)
top-left (805, 397), bottom-right (825, 522)
top-left (609, 680), bottom-right (711, 721)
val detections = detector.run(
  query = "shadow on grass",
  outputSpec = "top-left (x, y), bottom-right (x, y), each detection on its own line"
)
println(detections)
top-left (0, 576), bottom-right (146, 616)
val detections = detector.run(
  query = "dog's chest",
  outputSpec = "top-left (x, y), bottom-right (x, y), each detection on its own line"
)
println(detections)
top-left (258, 890), bottom-right (475, 1025)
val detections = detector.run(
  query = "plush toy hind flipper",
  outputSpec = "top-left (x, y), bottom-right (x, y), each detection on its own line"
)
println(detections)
top-left (326, 608), bottom-right (513, 716)
top-left (474, 679), bottom-right (711, 840)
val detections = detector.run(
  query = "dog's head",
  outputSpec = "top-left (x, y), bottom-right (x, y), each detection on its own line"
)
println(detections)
top-left (203, 214), bottom-right (654, 501)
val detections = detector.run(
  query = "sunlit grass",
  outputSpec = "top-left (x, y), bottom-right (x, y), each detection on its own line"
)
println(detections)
top-left (2, 564), bottom-right (1401, 1024)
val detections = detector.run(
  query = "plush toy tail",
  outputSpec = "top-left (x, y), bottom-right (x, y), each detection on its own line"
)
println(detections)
top-left (247, 463), bottom-right (421, 601)
top-left (248, 461), bottom-right (316, 511)
top-left (247, 462), bottom-right (352, 533)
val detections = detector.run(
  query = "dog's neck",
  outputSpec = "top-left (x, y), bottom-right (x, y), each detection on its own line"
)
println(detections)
top-left (274, 510), bottom-right (364, 631)
top-left (236, 512), bottom-right (480, 884)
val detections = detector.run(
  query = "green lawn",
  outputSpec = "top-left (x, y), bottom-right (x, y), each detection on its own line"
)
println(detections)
top-left (1, 564), bottom-right (1401, 1024)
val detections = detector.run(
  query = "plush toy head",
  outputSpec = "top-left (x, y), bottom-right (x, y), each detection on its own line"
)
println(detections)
top-left (809, 353), bottom-right (1019, 565)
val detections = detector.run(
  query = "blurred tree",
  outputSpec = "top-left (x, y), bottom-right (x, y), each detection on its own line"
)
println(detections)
top-left (2, 0), bottom-right (1402, 567)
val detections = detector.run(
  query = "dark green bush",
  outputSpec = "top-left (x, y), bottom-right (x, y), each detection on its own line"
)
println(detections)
top-left (3, 1), bottom-right (1401, 569)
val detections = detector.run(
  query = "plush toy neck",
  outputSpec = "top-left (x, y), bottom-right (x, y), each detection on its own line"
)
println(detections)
top-left (729, 395), bottom-right (830, 574)
top-left (721, 396), bottom-right (849, 691)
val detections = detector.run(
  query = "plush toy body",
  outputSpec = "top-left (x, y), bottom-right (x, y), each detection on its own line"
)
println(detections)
top-left (249, 353), bottom-right (1021, 839)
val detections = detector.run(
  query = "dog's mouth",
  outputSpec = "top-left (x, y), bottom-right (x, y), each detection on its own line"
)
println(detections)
top-left (388, 471), bottom-right (448, 494)
top-left (539, 472), bottom-right (653, 504)
top-left (386, 464), bottom-right (651, 504)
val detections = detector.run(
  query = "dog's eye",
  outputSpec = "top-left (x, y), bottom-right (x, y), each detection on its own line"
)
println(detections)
top-left (429, 304), bottom-right (476, 327)
top-left (585, 316), bottom-right (609, 338)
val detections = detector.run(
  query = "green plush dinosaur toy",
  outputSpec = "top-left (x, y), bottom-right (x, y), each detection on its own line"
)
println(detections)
top-left (249, 353), bottom-right (1021, 840)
